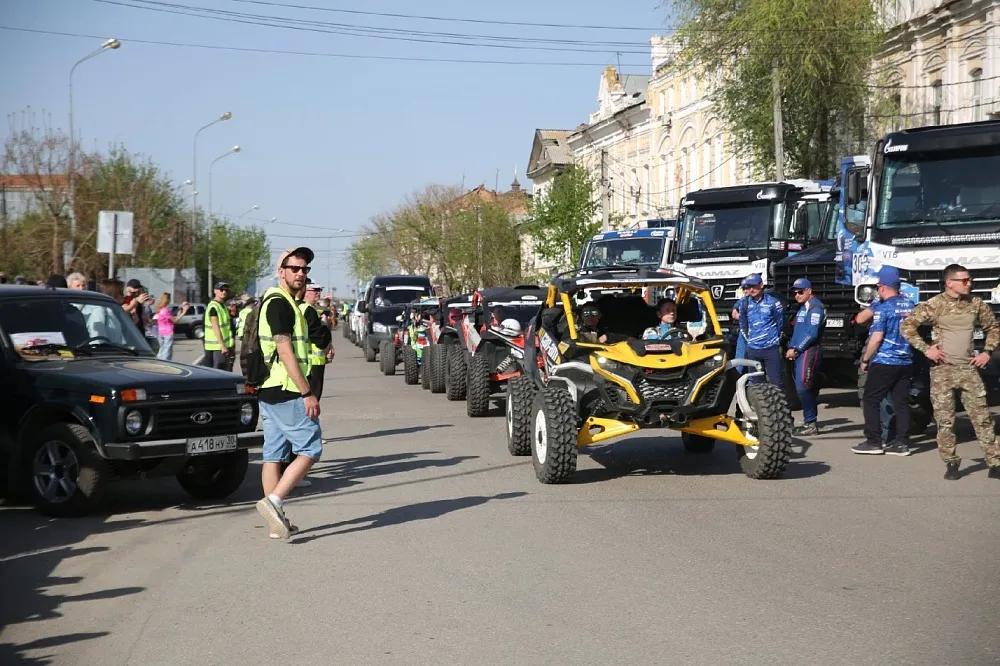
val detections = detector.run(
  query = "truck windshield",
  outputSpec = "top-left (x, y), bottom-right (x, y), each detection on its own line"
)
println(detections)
top-left (582, 237), bottom-right (666, 267)
top-left (679, 202), bottom-right (779, 253)
top-left (875, 145), bottom-right (1000, 229)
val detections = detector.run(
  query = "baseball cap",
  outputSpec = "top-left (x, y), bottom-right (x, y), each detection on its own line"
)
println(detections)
top-left (791, 278), bottom-right (811, 290)
top-left (741, 273), bottom-right (763, 287)
top-left (307, 283), bottom-right (323, 291)
top-left (876, 266), bottom-right (901, 287)
top-left (213, 281), bottom-right (229, 291)
top-left (276, 246), bottom-right (315, 273)
top-left (126, 278), bottom-right (143, 289)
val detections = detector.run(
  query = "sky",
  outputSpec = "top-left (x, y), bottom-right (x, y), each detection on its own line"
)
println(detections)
top-left (0, 0), bottom-right (670, 297)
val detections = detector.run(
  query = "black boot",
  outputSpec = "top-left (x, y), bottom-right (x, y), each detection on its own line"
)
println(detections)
top-left (988, 466), bottom-right (1000, 480)
top-left (944, 463), bottom-right (960, 481)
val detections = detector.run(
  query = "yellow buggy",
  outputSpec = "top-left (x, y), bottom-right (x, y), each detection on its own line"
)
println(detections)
top-left (506, 267), bottom-right (794, 483)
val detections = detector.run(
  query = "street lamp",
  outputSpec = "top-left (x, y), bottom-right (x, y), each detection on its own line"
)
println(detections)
top-left (238, 204), bottom-right (259, 222)
top-left (207, 145), bottom-right (240, 292)
top-left (191, 112), bottom-right (231, 270)
top-left (67, 37), bottom-right (121, 270)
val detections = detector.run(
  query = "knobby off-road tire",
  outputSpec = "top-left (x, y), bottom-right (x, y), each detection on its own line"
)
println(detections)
top-left (531, 387), bottom-right (578, 483)
top-left (681, 432), bottom-right (715, 453)
top-left (446, 345), bottom-right (468, 402)
top-left (28, 423), bottom-right (109, 517)
top-left (466, 352), bottom-right (492, 417)
top-left (176, 449), bottom-right (249, 500)
top-left (380, 341), bottom-right (396, 375)
top-left (342, 320), bottom-right (350, 339)
top-left (738, 383), bottom-right (793, 479)
top-left (364, 335), bottom-right (377, 362)
top-left (421, 350), bottom-right (432, 390)
top-left (505, 376), bottom-right (536, 456)
top-left (403, 346), bottom-right (420, 385)
top-left (430, 344), bottom-right (447, 393)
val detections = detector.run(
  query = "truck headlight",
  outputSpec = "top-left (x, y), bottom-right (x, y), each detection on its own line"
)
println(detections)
top-left (125, 409), bottom-right (143, 435)
top-left (855, 284), bottom-right (878, 305)
top-left (373, 323), bottom-right (388, 333)
top-left (240, 402), bottom-right (255, 426)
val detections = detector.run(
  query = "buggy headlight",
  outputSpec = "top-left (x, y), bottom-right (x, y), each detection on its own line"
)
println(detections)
top-left (596, 356), bottom-right (623, 372)
top-left (702, 353), bottom-right (726, 370)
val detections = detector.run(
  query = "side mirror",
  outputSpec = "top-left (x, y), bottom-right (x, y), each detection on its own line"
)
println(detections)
top-left (791, 206), bottom-right (810, 239)
top-left (395, 314), bottom-right (404, 322)
top-left (845, 170), bottom-right (861, 206)
top-left (357, 301), bottom-right (367, 313)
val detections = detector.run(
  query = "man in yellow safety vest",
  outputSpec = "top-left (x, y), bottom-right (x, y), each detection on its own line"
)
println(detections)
top-left (202, 281), bottom-right (234, 370)
top-left (301, 282), bottom-right (334, 398)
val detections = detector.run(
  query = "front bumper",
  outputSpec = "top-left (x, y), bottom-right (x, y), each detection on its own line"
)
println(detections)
top-left (103, 431), bottom-right (263, 460)
top-left (594, 366), bottom-right (737, 428)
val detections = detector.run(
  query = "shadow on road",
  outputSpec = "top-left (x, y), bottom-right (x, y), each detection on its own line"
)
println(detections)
top-left (322, 424), bottom-right (453, 444)
top-left (291, 491), bottom-right (527, 544)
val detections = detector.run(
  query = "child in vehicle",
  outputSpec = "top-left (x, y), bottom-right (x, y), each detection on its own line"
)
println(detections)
top-left (643, 299), bottom-right (679, 340)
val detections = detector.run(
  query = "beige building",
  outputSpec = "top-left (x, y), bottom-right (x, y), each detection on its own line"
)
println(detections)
top-left (523, 131), bottom-right (573, 276)
top-left (878, 0), bottom-right (999, 127)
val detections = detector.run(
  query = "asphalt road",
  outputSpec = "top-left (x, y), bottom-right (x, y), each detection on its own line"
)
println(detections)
top-left (3, 336), bottom-right (1000, 665)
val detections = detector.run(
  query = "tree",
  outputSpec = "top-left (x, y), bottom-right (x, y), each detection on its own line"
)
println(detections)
top-left (347, 232), bottom-right (395, 282)
top-left (668, 0), bottom-right (884, 179)
top-left (526, 164), bottom-right (601, 270)
top-left (192, 219), bottom-right (270, 295)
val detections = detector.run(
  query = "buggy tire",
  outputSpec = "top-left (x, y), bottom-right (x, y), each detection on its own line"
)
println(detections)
top-left (430, 344), bottom-right (447, 393)
top-left (681, 432), bottom-right (715, 453)
top-left (737, 383), bottom-right (793, 480)
top-left (446, 345), bottom-right (468, 401)
top-left (27, 423), bottom-right (109, 517)
top-left (505, 376), bottom-right (536, 456)
top-left (530, 387), bottom-right (578, 483)
top-left (380, 341), bottom-right (396, 375)
top-left (421, 350), bottom-right (432, 390)
top-left (403, 346), bottom-right (420, 385)
top-left (176, 449), bottom-right (249, 500)
top-left (364, 335), bottom-right (377, 362)
top-left (466, 352), bottom-right (492, 417)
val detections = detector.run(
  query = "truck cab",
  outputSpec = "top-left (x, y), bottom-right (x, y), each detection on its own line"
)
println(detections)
top-left (578, 224), bottom-right (679, 272)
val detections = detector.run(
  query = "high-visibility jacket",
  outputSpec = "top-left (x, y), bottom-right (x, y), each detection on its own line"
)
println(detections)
top-left (259, 288), bottom-right (311, 391)
top-left (299, 301), bottom-right (327, 366)
top-left (204, 300), bottom-right (234, 350)
top-left (236, 305), bottom-right (254, 338)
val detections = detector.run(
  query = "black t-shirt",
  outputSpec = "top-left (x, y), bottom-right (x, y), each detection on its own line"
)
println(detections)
top-left (257, 297), bottom-right (301, 404)
top-left (302, 304), bottom-right (332, 349)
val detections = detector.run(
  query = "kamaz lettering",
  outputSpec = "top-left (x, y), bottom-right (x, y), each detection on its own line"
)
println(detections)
top-left (913, 255), bottom-right (1000, 267)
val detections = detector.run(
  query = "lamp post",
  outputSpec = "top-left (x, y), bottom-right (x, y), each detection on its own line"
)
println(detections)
top-left (238, 204), bottom-right (259, 223)
top-left (67, 38), bottom-right (120, 270)
top-left (191, 112), bottom-right (231, 270)
top-left (207, 145), bottom-right (240, 293)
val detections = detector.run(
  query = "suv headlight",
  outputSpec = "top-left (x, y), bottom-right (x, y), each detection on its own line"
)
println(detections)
top-left (855, 284), bottom-right (878, 305)
top-left (240, 402), bottom-right (255, 426)
top-left (373, 323), bottom-right (388, 333)
top-left (125, 409), bottom-right (143, 435)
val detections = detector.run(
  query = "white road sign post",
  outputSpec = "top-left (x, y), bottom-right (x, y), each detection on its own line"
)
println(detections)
top-left (97, 211), bottom-right (134, 279)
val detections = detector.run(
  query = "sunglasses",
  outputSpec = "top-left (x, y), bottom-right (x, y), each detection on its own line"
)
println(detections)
top-left (793, 290), bottom-right (806, 295)
top-left (582, 310), bottom-right (600, 316)
top-left (282, 265), bottom-right (311, 274)
top-left (947, 277), bottom-right (971, 284)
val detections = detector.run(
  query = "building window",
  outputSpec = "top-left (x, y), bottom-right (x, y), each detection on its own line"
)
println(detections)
top-left (659, 90), bottom-right (666, 115)
top-left (971, 69), bottom-right (983, 122)
top-left (931, 80), bottom-right (942, 125)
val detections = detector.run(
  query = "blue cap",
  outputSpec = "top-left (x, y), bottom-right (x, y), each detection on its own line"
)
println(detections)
top-left (741, 273), bottom-right (763, 287)
top-left (791, 278), bottom-right (811, 290)
top-left (876, 266), bottom-right (901, 287)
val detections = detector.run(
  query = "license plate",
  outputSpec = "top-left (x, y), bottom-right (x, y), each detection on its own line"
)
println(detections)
top-left (826, 318), bottom-right (845, 328)
top-left (186, 435), bottom-right (237, 455)
top-left (716, 314), bottom-right (730, 322)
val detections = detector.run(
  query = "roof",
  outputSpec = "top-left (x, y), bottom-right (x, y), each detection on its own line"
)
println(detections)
top-left (448, 184), bottom-right (531, 216)
top-left (621, 74), bottom-right (651, 99)
top-left (526, 129), bottom-right (574, 180)
top-left (551, 267), bottom-right (709, 293)
top-left (683, 181), bottom-right (828, 207)
top-left (0, 174), bottom-right (69, 189)
top-left (473, 285), bottom-right (547, 307)
top-left (883, 119), bottom-right (1000, 154)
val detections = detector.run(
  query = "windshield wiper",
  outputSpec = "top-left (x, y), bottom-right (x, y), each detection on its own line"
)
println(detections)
top-left (73, 341), bottom-right (140, 356)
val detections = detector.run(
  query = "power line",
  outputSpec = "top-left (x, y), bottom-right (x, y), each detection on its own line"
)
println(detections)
top-left (832, 71), bottom-right (1000, 90)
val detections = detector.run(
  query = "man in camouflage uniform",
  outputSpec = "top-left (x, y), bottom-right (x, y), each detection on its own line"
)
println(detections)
top-left (901, 263), bottom-right (1000, 480)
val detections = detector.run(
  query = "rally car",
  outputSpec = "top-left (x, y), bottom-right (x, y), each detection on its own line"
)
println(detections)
top-left (396, 298), bottom-right (440, 386)
top-left (424, 293), bottom-right (473, 394)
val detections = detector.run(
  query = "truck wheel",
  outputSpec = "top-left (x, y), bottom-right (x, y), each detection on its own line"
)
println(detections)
top-left (466, 352), bottom-right (492, 417)
top-left (430, 344), bottom-right (447, 393)
top-left (403, 346), bottom-right (420, 385)
top-left (737, 383), bottom-right (793, 480)
top-left (176, 449), bottom-right (249, 499)
top-left (27, 423), bottom-right (108, 517)
top-left (421, 349), bottom-right (432, 390)
top-left (682, 432), bottom-right (715, 453)
top-left (380, 341), bottom-right (396, 375)
top-left (506, 376), bottom-right (536, 456)
top-left (364, 335), bottom-right (377, 362)
top-left (531, 387), bottom-right (578, 483)
top-left (446, 345), bottom-right (468, 401)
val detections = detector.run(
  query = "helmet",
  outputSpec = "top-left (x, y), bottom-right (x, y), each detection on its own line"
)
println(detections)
top-left (498, 318), bottom-right (522, 337)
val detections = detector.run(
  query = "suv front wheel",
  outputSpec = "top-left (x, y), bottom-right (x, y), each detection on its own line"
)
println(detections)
top-left (27, 423), bottom-right (109, 517)
top-left (176, 449), bottom-right (249, 499)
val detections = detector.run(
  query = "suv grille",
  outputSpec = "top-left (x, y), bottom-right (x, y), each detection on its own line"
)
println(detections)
top-left (636, 376), bottom-right (692, 404)
top-left (899, 268), bottom-right (1000, 317)
top-left (152, 399), bottom-right (246, 439)
top-left (773, 261), bottom-right (855, 313)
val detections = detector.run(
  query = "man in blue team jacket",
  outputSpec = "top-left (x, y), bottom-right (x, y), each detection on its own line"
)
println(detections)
top-left (735, 273), bottom-right (785, 388)
top-left (785, 277), bottom-right (824, 435)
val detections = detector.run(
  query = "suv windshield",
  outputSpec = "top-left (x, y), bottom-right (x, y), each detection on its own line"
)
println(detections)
top-left (371, 286), bottom-right (432, 306)
top-left (680, 202), bottom-right (779, 253)
top-left (876, 145), bottom-right (1000, 229)
top-left (583, 237), bottom-right (666, 267)
top-left (0, 297), bottom-right (150, 360)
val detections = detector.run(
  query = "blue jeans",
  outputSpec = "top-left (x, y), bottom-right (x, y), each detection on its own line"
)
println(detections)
top-left (794, 347), bottom-right (821, 423)
top-left (260, 398), bottom-right (323, 463)
top-left (157, 334), bottom-right (174, 360)
top-left (747, 345), bottom-right (784, 390)
top-left (734, 333), bottom-right (748, 375)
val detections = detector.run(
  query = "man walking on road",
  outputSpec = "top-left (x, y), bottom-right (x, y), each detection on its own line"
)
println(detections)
top-left (854, 267), bottom-right (914, 456)
top-left (901, 263), bottom-right (1000, 480)
top-left (785, 278), bottom-right (824, 436)
top-left (734, 273), bottom-right (785, 388)
top-left (202, 281), bottom-right (235, 370)
top-left (255, 247), bottom-right (323, 539)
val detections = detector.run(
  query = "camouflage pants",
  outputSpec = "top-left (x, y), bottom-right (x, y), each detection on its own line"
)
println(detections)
top-left (929, 364), bottom-right (1000, 466)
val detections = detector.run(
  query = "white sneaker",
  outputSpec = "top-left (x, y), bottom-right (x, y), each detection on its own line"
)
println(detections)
top-left (295, 478), bottom-right (312, 488)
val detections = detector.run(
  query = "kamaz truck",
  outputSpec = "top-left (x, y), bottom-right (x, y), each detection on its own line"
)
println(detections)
top-left (671, 180), bottom-right (832, 337)
top-left (578, 225), bottom-right (679, 272)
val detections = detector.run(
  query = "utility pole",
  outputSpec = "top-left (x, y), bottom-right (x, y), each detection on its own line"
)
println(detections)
top-left (772, 59), bottom-right (785, 182)
top-left (601, 149), bottom-right (610, 230)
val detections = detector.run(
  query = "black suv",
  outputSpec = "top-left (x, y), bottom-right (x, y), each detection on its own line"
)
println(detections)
top-left (0, 286), bottom-right (263, 516)
top-left (358, 275), bottom-right (433, 364)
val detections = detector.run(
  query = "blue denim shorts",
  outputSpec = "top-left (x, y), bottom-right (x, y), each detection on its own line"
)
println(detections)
top-left (260, 398), bottom-right (323, 463)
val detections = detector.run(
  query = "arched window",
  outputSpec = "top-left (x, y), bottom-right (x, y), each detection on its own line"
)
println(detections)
top-left (971, 69), bottom-right (984, 122)
top-left (930, 80), bottom-right (943, 125)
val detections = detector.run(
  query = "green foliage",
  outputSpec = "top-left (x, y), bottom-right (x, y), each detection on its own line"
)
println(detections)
top-left (527, 164), bottom-right (601, 269)
top-left (668, 0), bottom-right (884, 178)
top-left (192, 220), bottom-right (271, 294)
top-left (348, 233), bottom-right (395, 282)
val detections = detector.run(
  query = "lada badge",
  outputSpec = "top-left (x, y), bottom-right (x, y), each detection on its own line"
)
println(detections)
top-left (191, 411), bottom-right (213, 425)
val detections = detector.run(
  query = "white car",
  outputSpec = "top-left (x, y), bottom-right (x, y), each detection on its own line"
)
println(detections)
top-left (350, 299), bottom-right (365, 345)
